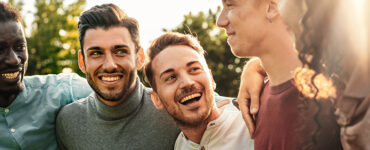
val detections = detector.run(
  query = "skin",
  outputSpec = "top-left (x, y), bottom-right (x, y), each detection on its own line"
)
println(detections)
top-left (0, 21), bottom-right (28, 108)
top-left (78, 26), bottom-right (144, 106)
top-left (150, 45), bottom-right (220, 143)
top-left (217, 0), bottom-right (271, 57)
top-left (217, 0), bottom-right (302, 136)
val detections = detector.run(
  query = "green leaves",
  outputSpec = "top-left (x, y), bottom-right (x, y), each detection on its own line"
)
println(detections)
top-left (26, 0), bottom-right (86, 76)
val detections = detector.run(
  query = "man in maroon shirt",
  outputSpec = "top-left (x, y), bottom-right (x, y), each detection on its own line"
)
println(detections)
top-left (216, 0), bottom-right (341, 149)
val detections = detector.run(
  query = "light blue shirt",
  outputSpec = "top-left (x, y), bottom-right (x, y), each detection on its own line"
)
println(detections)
top-left (0, 73), bottom-right (92, 150)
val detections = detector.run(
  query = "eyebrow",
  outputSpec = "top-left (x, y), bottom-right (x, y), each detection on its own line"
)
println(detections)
top-left (186, 61), bottom-right (199, 67)
top-left (86, 46), bottom-right (102, 51)
top-left (113, 44), bottom-right (129, 49)
top-left (159, 68), bottom-right (174, 79)
top-left (159, 61), bottom-right (200, 78)
top-left (86, 44), bottom-right (130, 51)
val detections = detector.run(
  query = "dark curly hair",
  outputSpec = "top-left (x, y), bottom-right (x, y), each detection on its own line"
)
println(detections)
top-left (0, 2), bottom-right (22, 23)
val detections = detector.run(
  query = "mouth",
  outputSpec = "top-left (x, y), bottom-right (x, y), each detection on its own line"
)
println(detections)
top-left (179, 93), bottom-right (202, 105)
top-left (98, 74), bottom-right (123, 82)
top-left (1, 71), bottom-right (20, 79)
top-left (226, 31), bottom-right (235, 36)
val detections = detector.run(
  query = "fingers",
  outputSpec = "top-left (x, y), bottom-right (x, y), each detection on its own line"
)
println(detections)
top-left (249, 92), bottom-right (260, 116)
top-left (238, 97), bottom-right (255, 138)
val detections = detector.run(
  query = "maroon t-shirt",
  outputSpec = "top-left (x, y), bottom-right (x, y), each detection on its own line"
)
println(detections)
top-left (253, 80), bottom-right (342, 150)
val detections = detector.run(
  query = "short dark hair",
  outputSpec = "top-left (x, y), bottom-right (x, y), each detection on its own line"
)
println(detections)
top-left (0, 2), bottom-right (22, 23)
top-left (144, 32), bottom-right (205, 91)
top-left (78, 3), bottom-right (141, 56)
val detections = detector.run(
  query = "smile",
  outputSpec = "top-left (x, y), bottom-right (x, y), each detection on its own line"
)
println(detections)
top-left (180, 93), bottom-right (202, 105)
top-left (1, 71), bottom-right (19, 79)
top-left (100, 76), bottom-right (122, 82)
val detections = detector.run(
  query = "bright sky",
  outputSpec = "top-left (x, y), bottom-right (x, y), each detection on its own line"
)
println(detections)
top-left (16, 0), bottom-right (223, 50)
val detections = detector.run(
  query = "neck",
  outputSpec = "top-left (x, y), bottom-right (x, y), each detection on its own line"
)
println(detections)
top-left (178, 106), bottom-right (222, 144)
top-left (258, 21), bottom-right (302, 86)
top-left (0, 92), bottom-right (19, 108)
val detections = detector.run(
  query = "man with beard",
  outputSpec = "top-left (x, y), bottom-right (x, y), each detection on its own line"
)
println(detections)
top-left (56, 4), bottom-right (187, 150)
top-left (144, 32), bottom-right (253, 150)
top-left (0, 2), bottom-right (92, 149)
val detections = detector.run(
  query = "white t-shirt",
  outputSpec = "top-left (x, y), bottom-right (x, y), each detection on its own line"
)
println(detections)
top-left (174, 103), bottom-right (254, 150)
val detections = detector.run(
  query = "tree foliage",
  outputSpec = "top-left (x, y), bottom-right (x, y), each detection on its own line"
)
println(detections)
top-left (165, 7), bottom-right (249, 96)
top-left (26, 0), bottom-right (85, 75)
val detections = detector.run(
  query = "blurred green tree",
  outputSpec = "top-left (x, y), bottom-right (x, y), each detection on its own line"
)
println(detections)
top-left (26, 0), bottom-right (85, 75)
top-left (164, 7), bottom-right (249, 97)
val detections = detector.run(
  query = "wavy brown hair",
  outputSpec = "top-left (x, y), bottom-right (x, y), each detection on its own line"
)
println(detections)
top-left (295, 0), bottom-right (369, 149)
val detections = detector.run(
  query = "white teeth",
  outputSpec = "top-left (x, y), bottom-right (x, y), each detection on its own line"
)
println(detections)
top-left (101, 76), bottom-right (120, 82)
top-left (1, 72), bottom-right (19, 79)
top-left (180, 93), bottom-right (201, 103)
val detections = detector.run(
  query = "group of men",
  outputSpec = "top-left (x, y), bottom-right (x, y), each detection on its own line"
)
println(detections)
top-left (1, 0), bottom-right (368, 150)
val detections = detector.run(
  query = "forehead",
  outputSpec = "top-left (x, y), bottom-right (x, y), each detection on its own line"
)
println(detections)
top-left (152, 45), bottom-right (207, 75)
top-left (83, 26), bottom-right (135, 50)
top-left (0, 21), bottom-right (25, 42)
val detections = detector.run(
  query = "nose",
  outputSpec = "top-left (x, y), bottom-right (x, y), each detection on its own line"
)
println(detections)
top-left (102, 53), bottom-right (118, 72)
top-left (216, 8), bottom-right (229, 28)
top-left (5, 49), bottom-right (21, 65)
top-left (179, 73), bottom-right (196, 89)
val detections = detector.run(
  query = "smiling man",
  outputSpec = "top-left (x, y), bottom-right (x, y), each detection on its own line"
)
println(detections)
top-left (55, 4), bottom-right (180, 150)
top-left (0, 2), bottom-right (92, 149)
top-left (217, 0), bottom-right (342, 149)
top-left (144, 32), bottom-right (253, 150)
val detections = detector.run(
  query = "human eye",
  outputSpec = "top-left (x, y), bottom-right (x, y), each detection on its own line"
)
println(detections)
top-left (89, 51), bottom-right (102, 57)
top-left (14, 43), bottom-right (26, 51)
top-left (116, 49), bottom-right (128, 55)
top-left (165, 74), bottom-right (176, 82)
top-left (189, 65), bottom-right (203, 74)
top-left (190, 67), bottom-right (200, 72)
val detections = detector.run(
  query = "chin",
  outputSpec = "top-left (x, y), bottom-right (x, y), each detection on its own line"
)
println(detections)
top-left (0, 84), bottom-right (23, 94)
top-left (230, 47), bottom-right (246, 58)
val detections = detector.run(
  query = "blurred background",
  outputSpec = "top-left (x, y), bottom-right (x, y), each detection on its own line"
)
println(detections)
top-left (3, 0), bottom-right (250, 97)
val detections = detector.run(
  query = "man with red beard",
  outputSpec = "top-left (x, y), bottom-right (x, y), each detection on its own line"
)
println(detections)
top-left (144, 32), bottom-right (253, 150)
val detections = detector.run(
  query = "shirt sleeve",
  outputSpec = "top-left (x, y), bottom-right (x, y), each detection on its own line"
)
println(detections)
top-left (69, 73), bottom-right (92, 102)
top-left (214, 92), bottom-right (234, 102)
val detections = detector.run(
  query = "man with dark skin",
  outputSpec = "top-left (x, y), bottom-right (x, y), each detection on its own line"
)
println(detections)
top-left (0, 2), bottom-right (91, 149)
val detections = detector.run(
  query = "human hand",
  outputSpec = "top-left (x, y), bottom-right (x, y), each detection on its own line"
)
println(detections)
top-left (237, 58), bottom-right (266, 137)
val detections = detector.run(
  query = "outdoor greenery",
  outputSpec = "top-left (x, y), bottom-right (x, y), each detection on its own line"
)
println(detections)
top-left (8, 1), bottom-right (247, 96)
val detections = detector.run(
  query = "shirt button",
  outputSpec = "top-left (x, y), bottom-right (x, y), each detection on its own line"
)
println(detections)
top-left (4, 109), bottom-right (9, 113)
top-left (10, 128), bottom-right (15, 133)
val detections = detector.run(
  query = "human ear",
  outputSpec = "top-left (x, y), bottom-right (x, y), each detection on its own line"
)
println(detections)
top-left (136, 47), bottom-right (145, 69)
top-left (151, 91), bottom-right (164, 110)
top-left (266, 0), bottom-right (279, 22)
top-left (78, 50), bottom-right (86, 74)
top-left (208, 70), bottom-right (216, 91)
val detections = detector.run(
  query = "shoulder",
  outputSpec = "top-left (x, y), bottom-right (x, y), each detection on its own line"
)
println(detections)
top-left (24, 73), bottom-right (84, 88)
top-left (57, 94), bottom-right (92, 120)
top-left (175, 132), bottom-right (198, 150)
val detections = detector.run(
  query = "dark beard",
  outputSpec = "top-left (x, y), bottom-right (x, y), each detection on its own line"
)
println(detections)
top-left (85, 70), bottom-right (136, 102)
